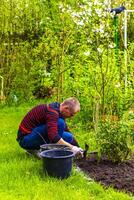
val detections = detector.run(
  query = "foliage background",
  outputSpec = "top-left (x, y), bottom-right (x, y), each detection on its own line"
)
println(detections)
top-left (0, 0), bottom-right (134, 125)
top-left (0, 2), bottom-right (134, 198)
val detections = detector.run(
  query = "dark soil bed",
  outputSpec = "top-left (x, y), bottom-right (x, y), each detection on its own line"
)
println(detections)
top-left (76, 153), bottom-right (134, 195)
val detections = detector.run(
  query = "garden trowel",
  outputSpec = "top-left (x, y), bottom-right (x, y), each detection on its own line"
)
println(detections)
top-left (83, 143), bottom-right (89, 158)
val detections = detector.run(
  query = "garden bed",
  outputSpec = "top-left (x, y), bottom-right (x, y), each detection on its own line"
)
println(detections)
top-left (76, 153), bottom-right (134, 195)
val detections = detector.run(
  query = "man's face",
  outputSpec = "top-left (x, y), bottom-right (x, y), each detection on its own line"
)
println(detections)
top-left (60, 106), bottom-right (78, 118)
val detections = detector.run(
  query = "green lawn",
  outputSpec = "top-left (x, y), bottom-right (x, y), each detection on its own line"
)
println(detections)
top-left (0, 105), bottom-right (134, 200)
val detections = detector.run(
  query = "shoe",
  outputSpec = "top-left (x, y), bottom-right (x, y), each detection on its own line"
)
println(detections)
top-left (25, 149), bottom-right (42, 159)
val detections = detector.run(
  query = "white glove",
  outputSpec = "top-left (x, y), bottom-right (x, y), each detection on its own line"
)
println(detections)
top-left (71, 146), bottom-right (84, 157)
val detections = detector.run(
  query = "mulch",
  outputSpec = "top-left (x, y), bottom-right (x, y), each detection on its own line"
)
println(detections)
top-left (75, 153), bottom-right (134, 195)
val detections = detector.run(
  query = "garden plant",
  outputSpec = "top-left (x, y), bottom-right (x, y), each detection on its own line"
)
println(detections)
top-left (96, 119), bottom-right (133, 163)
top-left (0, 0), bottom-right (134, 199)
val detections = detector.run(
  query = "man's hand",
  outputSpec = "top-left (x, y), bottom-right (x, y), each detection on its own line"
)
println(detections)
top-left (57, 138), bottom-right (83, 157)
top-left (71, 146), bottom-right (84, 158)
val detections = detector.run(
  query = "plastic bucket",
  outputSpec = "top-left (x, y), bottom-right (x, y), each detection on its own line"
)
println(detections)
top-left (40, 144), bottom-right (69, 151)
top-left (40, 149), bottom-right (74, 179)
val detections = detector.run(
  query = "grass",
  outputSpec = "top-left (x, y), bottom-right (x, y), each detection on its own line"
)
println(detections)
top-left (0, 104), bottom-right (134, 200)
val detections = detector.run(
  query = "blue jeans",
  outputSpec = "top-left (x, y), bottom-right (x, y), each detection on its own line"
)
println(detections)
top-left (18, 118), bottom-right (74, 150)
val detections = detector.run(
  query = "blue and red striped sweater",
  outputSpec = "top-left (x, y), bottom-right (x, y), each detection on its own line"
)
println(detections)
top-left (18, 102), bottom-right (69, 143)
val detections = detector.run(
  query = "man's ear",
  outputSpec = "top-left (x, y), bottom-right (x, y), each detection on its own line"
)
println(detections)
top-left (64, 105), bottom-right (69, 110)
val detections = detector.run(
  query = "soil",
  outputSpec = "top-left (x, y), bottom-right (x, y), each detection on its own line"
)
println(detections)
top-left (76, 153), bottom-right (134, 195)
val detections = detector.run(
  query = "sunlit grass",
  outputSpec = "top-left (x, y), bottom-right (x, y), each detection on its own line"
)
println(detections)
top-left (0, 105), bottom-right (133, 200)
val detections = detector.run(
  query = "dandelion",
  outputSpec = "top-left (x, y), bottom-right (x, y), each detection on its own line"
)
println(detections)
top-left (86, 8), bottom-right (92, 16)
top-left (71, 12), bottom-right (80, 18)
top-left (110, 11), bottom-right (115, 18)
top-left (87, 39), bottom-right (92, 44)
top-left (115, 83), bottom-right (121, 88)
top-left (108, 43), bottom-right (115, 48)
top-left (95, 9), bottom-right (102, 17)
top-left (77, 20), bottom-right (84, 26)
top-left (59, 3), bottom-right (64, 9)
top-left (87, 2), bottom-right (93, 7)
top-left (94, 0), bottom-right (103, 6)
top-left (104, 0), bottom-right (110, 6)
top-left (79, 4), bottom-right (86, 9)
top-left (99, 27), bottom-right (104, 33)
top-left (66, 5), bottom-right (72, 11)
top-left (25, 3), bottom-right (29, 8)
top-left (104, 32), bottom-right (108, 37)
top-left (129, 110), bottom-right (133, 114)
top-left (97, 48), bottom-right (103, 53)
top-left (84, 51), bottom-right (90, 56)
top-left (59, 3), bottom-right (65, 12)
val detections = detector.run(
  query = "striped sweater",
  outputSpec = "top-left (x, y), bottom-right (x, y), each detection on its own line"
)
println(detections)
top-left (18, 102), bottom-right (69, 143)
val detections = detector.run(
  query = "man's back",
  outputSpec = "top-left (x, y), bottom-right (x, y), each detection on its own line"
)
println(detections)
top-left (19, 104), bottom-right (47, 133)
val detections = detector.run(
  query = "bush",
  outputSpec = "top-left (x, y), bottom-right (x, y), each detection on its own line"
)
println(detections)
top-left (33, 86), bottom-right (53, 99)
top-left (96, 120), bottom-right (132, 163)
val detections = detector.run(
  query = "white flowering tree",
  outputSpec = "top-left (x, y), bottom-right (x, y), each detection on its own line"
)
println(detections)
top-left (0, 0), bottom-right (133, 125)
top-left (57, 0), bottom-right (133, 126)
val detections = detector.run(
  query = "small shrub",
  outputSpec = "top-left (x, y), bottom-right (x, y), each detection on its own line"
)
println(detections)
top-left (33, 86), bottom-right (53, 99)
top-left (96, 120), bottom-right (132, 163)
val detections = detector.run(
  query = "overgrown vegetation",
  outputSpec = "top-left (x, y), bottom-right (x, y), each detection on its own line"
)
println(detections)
top-left (0, 1), bottom-right (134, 198)
top-left (96, 119), bottom-right (133, 162)
top-left (0, 0), bottom-right (134, 124)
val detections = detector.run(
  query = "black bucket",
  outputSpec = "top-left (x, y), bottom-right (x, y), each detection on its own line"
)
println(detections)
top-left (40, 149), bottom-right (74, 179)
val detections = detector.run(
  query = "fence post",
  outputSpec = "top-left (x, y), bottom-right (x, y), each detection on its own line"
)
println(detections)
top-left (0, 75), bottom-right (5, 103)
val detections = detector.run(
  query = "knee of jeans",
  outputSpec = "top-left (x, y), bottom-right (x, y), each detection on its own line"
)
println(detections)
top-left (58, 118), bottom-right (65, 129)
top-left (19, 137), bottom-right (30, 149)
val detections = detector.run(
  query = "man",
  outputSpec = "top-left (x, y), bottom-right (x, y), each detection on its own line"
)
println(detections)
top-left (17, 97), bottom-right (83, 158)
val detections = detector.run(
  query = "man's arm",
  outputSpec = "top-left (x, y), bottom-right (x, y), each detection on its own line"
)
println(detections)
top-left (57, 138), bottom-right (83, 157)
top-left (57, 138), bottom-right (73, 149)
top-left (64, 121), bottom-right (70, 132)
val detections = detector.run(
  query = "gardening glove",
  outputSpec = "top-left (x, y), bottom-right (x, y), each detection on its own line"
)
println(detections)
top-left (71, 146), bottom-right (84, 158)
